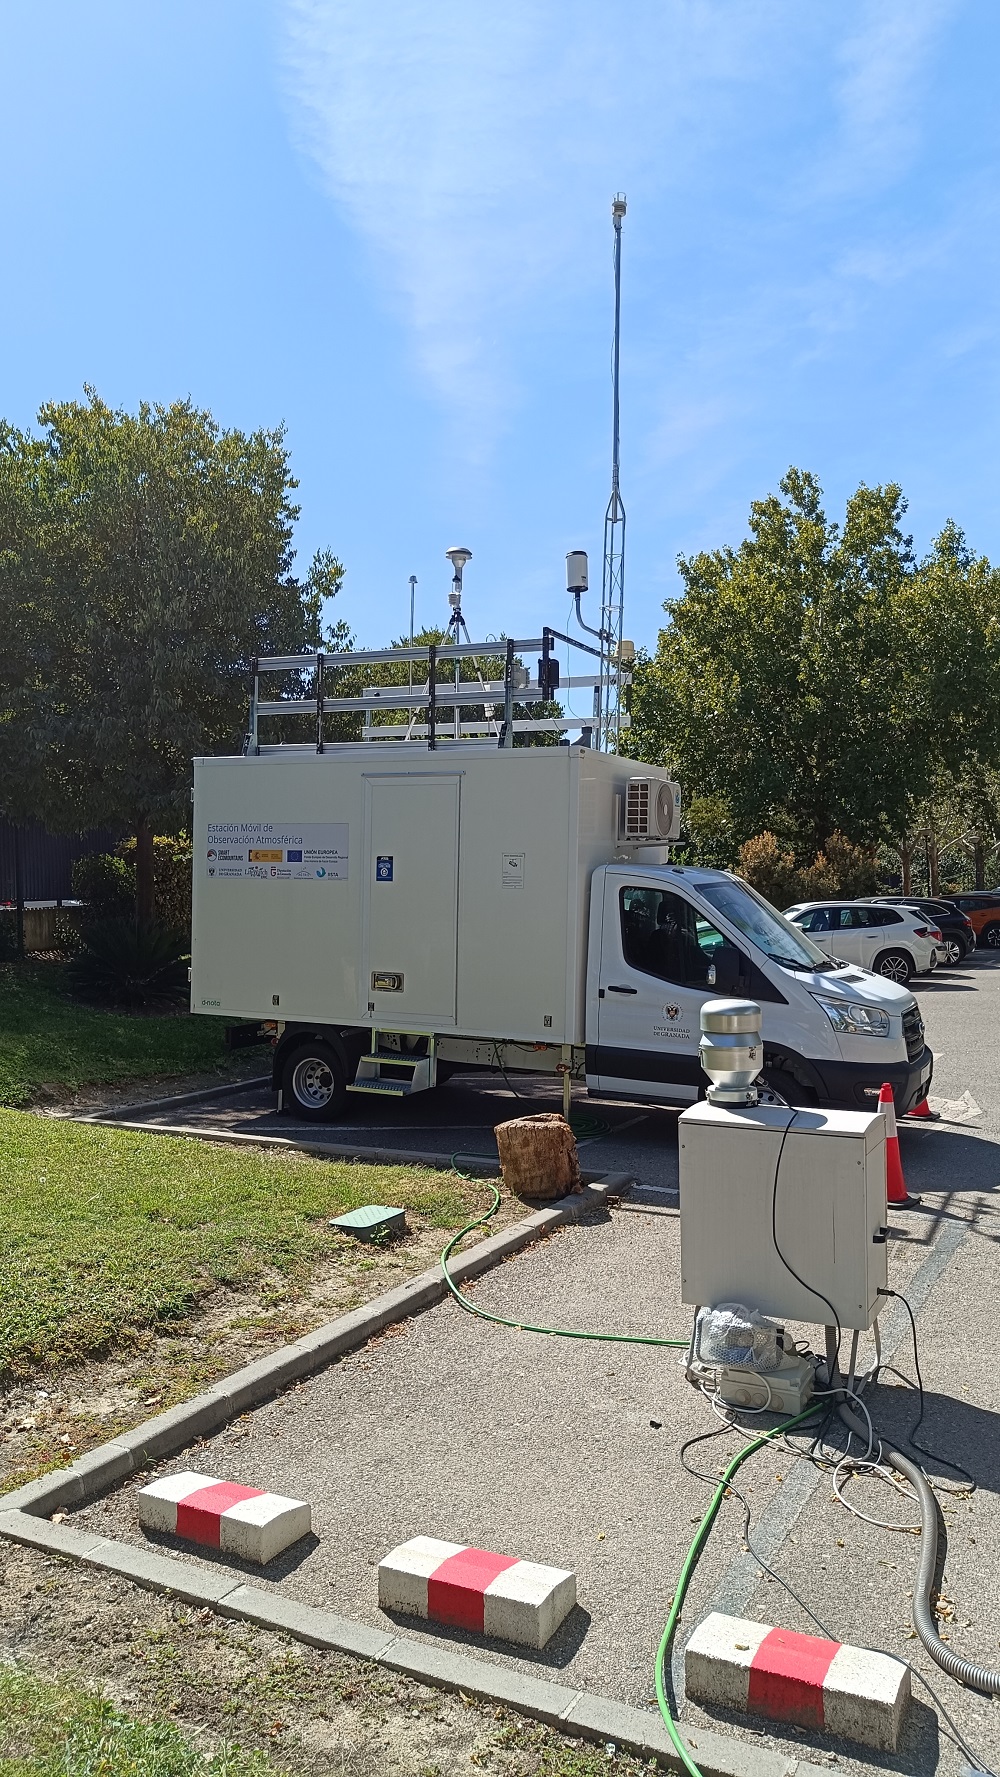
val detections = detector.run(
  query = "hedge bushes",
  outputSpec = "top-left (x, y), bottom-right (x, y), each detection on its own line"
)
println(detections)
top-left (71, 836), bottom-right (192, 932)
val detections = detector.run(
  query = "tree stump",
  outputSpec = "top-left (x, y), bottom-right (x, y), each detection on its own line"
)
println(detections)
top-left (494, 1113), bottom-right (581, 1201)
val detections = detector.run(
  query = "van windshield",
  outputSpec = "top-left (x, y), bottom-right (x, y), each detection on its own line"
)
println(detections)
top-left (697, 877), bottom-right (832, 970)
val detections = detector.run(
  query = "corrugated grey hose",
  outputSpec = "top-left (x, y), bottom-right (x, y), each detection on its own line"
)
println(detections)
top-left (838, 1398), bottom-right (1000, 1695)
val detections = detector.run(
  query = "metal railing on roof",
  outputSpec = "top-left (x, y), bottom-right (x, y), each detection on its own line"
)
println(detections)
top-left (244, 627), bottom-right (618, 755)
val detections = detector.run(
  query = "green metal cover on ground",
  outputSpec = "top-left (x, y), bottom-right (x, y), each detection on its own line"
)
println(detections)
top-left (329, 1205), bottom-right (407, 1242)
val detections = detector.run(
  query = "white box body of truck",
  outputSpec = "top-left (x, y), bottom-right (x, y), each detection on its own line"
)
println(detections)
top-left (191, 744), bottom-right (675, 1044)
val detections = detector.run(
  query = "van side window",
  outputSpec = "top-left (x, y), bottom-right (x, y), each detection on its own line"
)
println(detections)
top-left (619, 887), bottom-right (726, 987)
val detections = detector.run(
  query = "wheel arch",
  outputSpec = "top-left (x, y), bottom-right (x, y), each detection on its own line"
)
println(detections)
top-left (271, 1024), bottom-right (367, 1093)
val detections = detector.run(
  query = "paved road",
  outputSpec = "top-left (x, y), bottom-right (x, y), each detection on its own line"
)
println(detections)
top-left (85, 952), bottom-right (1000, 1774)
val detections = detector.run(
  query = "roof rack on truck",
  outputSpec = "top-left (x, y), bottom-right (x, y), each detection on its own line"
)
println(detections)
top-left (244, 627), bottom-right (616, 756)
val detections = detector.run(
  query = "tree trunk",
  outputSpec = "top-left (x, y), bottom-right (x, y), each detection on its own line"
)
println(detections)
top-left (136, 818), bottom-right (155, 930)
top-left (897, 839), bottom-right (912, 894)
top-left (928, 834), bottom-right (940, 898)
top-left (494, 1114), bottom-right (580, 1200)
top-left (975, 839), bottom-right (985, 890)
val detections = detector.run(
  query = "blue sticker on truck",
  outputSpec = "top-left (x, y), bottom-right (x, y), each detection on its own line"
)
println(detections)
top-left (376, 856), bottom-right (394, 882)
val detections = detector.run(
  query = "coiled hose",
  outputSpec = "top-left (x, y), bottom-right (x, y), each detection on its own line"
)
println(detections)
top-left (838, 1397), bottom-right (1000, 1695)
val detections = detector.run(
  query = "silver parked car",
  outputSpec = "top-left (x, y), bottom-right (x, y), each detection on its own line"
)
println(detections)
top-left (783, 900), bottom-right (940, 985)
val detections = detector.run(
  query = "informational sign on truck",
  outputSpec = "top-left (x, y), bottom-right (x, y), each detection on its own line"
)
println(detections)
top-left (205, 822), bottom-right (349, 880)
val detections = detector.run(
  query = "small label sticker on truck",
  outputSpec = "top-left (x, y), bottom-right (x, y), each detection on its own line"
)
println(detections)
top-left (502, 853), bottom-right (525, 888)
top-left (205, 822), bottom-right (348, 880)
top-left (376, 856), bottom-right (394, 882)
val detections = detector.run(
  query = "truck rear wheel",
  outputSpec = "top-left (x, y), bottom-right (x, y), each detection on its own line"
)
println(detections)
top-left (282, 1041), bottom-right (348, 1121)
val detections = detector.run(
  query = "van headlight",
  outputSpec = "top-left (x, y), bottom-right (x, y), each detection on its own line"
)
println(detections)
top-left (814, 998), bottom-right (890, 1038)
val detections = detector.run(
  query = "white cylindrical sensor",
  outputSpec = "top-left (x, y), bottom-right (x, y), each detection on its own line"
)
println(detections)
top-left (566, 551), bottom-right (588, 593)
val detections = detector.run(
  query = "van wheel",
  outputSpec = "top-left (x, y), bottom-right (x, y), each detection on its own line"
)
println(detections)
top-left (982, 922), bottom-right (1000, 949)
top-left (761, 1067), bottom-right (816, 1109)
top-left (874, 949), bottom-right (912, 985)
top-left (282, 1041), bottom-right (348, 1121)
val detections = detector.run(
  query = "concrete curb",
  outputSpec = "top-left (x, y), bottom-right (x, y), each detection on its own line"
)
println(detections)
top-left (75, 1075), bottom-right (272, 1122)
top-left (65, 1115), bottom-right (504, 1170)
top-left (0, 1509), bottom-right (811, 1776)
top-left (61, 1111), bottom-right (628, 1183)
top-left (0, 1174), bottom-right (629, 1519)
top-left (0, 1168), bottom-right (821, 1772)
top-left (685, 1612), bottom-right (909, 1752)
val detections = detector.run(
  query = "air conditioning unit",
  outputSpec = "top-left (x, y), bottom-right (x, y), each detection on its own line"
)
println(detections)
top-left (622, 777), bottom-right (682, 843)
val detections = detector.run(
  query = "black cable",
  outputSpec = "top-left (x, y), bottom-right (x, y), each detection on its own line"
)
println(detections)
top-left (878, 1288), bottom-right (976, 1490)
top-left (491, 1041), bottom-right (527, 1099)
top-left (769, 1108), bottom-right (843, 1374)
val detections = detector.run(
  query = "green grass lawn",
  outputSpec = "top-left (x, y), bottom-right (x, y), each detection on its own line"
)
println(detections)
top-left (0, 961), bottom-right (236, 1107)
top-left (0, 1110), bottom-right (476, 1380)
top-left (0, 1667), bottom-right (276, 1777)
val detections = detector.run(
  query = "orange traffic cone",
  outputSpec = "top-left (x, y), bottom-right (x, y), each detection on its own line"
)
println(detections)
top-left (906, 1095), bottom-right (940, 1121)
top-left (880, 1082), bottom-right (920, 1208)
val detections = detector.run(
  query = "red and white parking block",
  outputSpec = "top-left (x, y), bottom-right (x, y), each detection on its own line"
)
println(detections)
top-left (685, 1612), bottom-right (910, 1751)
top-left (378, 1535), bottom-right (576, 1649)
top-left (138, 1471), bottom-right (311, 1566)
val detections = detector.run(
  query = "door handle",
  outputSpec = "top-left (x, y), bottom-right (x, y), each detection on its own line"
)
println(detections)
top-left (606, 984), bottom-right (638, 995)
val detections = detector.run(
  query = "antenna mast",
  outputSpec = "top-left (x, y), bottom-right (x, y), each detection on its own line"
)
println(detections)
top-left (599, 192), bottom-right (627, 750)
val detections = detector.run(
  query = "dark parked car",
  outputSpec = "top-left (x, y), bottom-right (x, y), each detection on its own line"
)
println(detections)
top-left (864, 897), bottom-right (976, 965)
top-left (937, 893), bottom-right (1000, 950)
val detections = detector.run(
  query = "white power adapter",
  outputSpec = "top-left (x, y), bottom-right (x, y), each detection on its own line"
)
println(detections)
top-left (714, 1348), bottom-right (815, 1414)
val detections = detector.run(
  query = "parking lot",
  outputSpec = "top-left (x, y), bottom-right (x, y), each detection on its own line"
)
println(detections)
top-left (74, 952), bottom-right (1000, 1774)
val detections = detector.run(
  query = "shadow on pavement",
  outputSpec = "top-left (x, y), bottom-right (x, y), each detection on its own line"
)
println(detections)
top-left (379, 1600), bottom-right (594, 1669)
top-left (869, 1381), bottom-right (1000, 1493)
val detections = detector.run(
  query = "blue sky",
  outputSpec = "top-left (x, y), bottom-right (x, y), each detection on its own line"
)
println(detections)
top-left (4, 1), bottom-right (999, 654)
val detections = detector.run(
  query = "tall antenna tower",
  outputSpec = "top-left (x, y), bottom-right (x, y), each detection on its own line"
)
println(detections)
top-left (599, 192), bottom-right (627, 749)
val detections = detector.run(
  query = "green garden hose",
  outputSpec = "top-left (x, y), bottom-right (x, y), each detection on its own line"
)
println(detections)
top-left (442, 1168), bottom-right (688, 1350)
top-left (653, 1405), bottom-right (823, 1777)
top-left (442, 1167), bottom-right (826, 1776)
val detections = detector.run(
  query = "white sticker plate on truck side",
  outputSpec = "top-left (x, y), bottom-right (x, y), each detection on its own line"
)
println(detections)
top-left (205, 822), bottom-right (349, 880)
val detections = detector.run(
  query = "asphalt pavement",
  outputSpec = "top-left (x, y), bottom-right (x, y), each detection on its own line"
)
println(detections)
top-left (80, 951), bottom-right (1000, 1775)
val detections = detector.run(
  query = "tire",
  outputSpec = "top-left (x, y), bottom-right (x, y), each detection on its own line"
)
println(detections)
top-left (282, 1039), bottom-right (348, 1121)
top-left (760, 1067), bottom-right (817, 1109)
top-left (981, 922), bottom-right (1000, 950)
top-left (873, 949), bottom-right (913, 985)
top-left (941, 937), bottom-right (964, 966)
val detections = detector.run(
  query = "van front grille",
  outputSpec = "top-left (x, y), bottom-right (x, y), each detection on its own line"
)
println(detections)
top-left (902, 1006), bottom-right (925, 1062)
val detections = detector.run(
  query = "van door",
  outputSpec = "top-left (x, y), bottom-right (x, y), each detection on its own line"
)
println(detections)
top-left (361, 774), bottom-right (461, 1026)
top-left (591, 876), bottom-right (729, 1101)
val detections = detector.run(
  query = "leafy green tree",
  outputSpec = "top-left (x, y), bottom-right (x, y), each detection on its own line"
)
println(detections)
top-left (0, 391), bottom-right (343, 924)
top-left (631, 470), bottom-right (1000, 856)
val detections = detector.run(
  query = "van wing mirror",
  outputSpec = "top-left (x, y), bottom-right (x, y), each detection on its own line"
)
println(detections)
top-left (708, 944), bottom-right (745, 994)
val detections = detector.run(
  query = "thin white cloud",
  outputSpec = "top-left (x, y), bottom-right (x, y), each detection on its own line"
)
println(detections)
top-left (280, 0), bottom-right (967, 480)
top-left (280, 0), bottom-right (789, 430)
top-left (824, 0), bottom-right (958, 192)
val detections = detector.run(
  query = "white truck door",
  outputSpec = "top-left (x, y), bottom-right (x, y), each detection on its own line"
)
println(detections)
top-left (362, 774), bottom-right (461, 1026)
top-left (592, 875), bottom-right (728, 1101)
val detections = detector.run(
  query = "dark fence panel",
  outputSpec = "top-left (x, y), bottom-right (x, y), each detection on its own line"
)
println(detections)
top-left (0, 820), bottom-right (119, 905)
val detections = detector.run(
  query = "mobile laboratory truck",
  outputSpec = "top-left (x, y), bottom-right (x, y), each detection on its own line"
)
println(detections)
top-left (190, 631), bottom-right (932, 1123)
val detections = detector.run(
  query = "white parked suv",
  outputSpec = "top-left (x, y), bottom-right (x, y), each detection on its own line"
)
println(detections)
top-left (783, 900), bottom-right (940, 984)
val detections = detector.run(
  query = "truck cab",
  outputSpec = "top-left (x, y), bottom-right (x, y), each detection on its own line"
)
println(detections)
top-left (586, 864), bottom-right (931, 1113)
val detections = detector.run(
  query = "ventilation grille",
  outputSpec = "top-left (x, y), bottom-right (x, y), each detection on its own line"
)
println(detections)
top-left (624, 778), bottom-right (651, 838)
top-left (621, 777), bottom-right (681, 842)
